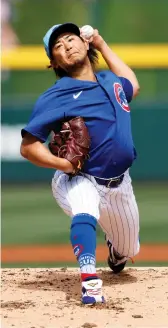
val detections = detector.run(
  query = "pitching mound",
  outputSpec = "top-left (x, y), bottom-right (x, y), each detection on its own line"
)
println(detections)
top-left (1, 267), bottom-right (168, 328)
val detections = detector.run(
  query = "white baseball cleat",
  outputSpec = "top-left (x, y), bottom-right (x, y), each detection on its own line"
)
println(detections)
top-left (81, 278), bottom-right (105, 305)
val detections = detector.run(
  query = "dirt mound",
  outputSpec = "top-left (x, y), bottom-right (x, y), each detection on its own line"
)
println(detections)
top-left (1, 267), bottom-right (168, 328)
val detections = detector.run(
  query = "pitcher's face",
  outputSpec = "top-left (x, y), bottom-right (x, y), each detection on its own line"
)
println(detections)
top-left (51, 32), bottom-right (89, 71)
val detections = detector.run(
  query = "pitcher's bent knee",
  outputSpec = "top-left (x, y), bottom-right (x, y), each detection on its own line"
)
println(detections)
top-left (127, 241), bottom-right (140, 258)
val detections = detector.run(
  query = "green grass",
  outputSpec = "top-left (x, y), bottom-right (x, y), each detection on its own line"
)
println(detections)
top-left (1, 182), bottom-right (168, 246)
top-left (134, 181), bottom-right (168, 242)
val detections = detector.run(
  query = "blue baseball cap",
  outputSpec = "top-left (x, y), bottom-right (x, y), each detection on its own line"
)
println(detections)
top-left (43, 23), bottom-right (80, 58)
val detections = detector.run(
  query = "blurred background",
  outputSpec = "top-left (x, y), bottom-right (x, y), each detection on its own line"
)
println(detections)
top-left (1, 0), bottom-right (168, 268)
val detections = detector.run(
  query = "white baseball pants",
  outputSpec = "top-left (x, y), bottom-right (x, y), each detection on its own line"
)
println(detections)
top-left (52, 170), bottom-right (140, 258)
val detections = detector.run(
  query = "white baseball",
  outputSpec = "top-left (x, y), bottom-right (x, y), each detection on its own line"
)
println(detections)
top-left (80, 25), bottom-right (94, 39)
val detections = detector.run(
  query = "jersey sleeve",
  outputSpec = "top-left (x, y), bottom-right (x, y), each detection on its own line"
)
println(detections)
top-left (119, 77), bottom-right (133, 103)
top-left (21, 118), bottom-right (51, 143)
top-left (21, 96), bottom-right (59, 143)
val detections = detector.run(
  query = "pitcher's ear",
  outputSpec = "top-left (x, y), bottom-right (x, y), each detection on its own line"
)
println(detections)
top-left (50, 59), bottom-right (58, 69)
top-left (86, 40), bottom-right (90, 50)
top-left (83, 37), bottom-right (90, 50)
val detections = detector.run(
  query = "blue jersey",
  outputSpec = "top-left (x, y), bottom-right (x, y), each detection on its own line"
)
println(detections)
top-left (21, 70), bottom-right (136, 178)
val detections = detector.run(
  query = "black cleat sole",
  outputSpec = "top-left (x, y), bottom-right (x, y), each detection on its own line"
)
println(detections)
top-left (107, 256), bottom-right (127, 274)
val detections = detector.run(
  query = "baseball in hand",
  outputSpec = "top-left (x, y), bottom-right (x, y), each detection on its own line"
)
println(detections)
top-left (80, 25), bottom-right (94, 39)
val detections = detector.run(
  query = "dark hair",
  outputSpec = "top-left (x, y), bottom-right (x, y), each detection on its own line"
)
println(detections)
top-left (47, 41), bottom-right (98, 78)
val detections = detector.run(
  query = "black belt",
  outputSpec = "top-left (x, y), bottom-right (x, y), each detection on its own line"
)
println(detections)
top-left (94, 174), bottom-right (124, 188)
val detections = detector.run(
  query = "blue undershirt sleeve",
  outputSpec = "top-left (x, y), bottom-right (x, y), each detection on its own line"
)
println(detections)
top-left (119, 77), bottom-right (133, 103)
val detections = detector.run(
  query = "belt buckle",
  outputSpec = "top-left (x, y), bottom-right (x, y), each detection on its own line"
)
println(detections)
top-left (107, 177), bottom-right (119, 188)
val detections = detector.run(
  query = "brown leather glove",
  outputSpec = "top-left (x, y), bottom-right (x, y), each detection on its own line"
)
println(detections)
top-left (48, 117), bottom-right (91, 175)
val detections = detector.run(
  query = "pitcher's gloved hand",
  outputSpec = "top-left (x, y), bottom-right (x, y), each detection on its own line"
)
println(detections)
top-left (48, 116), bottom-right (91, 175)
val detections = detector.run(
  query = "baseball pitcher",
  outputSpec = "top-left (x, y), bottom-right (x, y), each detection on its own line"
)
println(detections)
top-left (20, 23), bottom-right (140, 305)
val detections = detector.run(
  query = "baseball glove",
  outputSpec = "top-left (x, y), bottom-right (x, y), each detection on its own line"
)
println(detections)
top-left (48, 116), bottom-right (90, 175)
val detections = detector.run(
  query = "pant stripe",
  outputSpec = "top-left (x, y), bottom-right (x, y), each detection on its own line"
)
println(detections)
top-left (123, 184), bottom-right (131, 256)
top-left (109, 193), bottom-right (120, 251)
top-left (115, 191), bottom-right (125, 255)
top-left (106, 201), bottom-right (115, 246)
top-left (126, 184), bottom-right (135, 256)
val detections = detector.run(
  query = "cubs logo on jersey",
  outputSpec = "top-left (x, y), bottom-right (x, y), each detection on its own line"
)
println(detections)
top-left (114, 83), bottom-right (130, 112)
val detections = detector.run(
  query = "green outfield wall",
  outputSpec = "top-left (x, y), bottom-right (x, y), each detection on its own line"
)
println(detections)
top-left (12, 0), bottom-right (168, 44)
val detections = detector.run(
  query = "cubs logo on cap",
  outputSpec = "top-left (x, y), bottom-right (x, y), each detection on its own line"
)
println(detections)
top-left (114, 83), bottom-right (130, 112)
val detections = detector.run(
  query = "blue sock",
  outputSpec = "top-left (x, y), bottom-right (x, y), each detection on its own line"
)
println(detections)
top-left (70, 213), bottom-right (98, 281)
